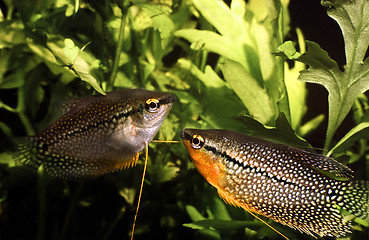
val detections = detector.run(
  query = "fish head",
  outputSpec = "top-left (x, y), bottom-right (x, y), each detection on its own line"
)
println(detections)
top-left (128, 89), bottom-right (176, 143)
top-left (180, 128), bottom-right (229, 190)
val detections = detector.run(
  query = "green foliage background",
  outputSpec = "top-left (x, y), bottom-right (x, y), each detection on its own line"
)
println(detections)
top-left (0, 0), bottom-right (368, 239)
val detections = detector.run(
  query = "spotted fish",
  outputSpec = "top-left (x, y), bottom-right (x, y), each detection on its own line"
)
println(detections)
top-left (180, 128), bottom-right (369, 238)
top-left (11, 89), bottom-right (175, 180)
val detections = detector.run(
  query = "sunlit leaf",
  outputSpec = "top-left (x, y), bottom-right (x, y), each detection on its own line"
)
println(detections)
top-left (283, 29), bottom-right (307, 130)
top-left (219, 59), bottom-right (275, 125)
top-left (63, 38), bottom-right (79, 65)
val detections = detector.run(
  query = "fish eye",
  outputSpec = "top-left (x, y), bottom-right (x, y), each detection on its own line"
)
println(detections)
top-left (145, 98), bottom-right (160, 113)
top-left (191, 135), bottom-right (204, 149)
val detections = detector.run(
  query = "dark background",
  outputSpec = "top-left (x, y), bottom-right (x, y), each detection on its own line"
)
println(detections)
top-left (0, 1), bottom-right (365, 240)
top-left (289, 0), bottom-right (347, 148)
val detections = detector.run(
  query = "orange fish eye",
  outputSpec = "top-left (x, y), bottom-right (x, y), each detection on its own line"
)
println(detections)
top-left (145, 98), bottom-right (160, 113)
top-left (191, 135), bottom-right (205, 149)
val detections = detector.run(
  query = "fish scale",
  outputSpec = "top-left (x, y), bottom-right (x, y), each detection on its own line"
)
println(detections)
top-left (11, 89), bottom-right (175, 180)
top-left (181, 128), bottom-right (369, 238)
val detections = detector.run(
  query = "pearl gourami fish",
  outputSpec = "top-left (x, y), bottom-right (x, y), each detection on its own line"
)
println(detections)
top-left (11, 89), bottom-right (176, 180)
top-left (181, 128), bottom-right (369, 238)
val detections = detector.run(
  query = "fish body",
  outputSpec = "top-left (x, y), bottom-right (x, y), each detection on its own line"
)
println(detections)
top-left (12, 89), bottom-right (175, 179)
top-left (180, 128), bottom-right (369, 238)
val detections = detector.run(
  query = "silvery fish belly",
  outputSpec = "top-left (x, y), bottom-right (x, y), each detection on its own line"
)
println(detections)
top-left (11, 89), bottom-right (175, 180)
top-left (180, 128), bottom-right (369, 238)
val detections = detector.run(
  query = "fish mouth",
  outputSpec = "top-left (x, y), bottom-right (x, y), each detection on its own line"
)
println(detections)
top-left (180, 129), bottom-right (192, 140)
top-left (160, 94), bottom-right (176, 105)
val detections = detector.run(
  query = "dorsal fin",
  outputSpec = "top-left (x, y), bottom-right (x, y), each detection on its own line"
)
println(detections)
top-left (62, 95), bottom-right (101, 114)
top-left (290, 147), bottom-right (354, 180)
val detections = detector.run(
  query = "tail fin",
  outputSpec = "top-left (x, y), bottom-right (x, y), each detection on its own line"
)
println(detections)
top-left (339, 181), bottom-right (369, 223)
top-left (8, 137), bottom-right (42, 171)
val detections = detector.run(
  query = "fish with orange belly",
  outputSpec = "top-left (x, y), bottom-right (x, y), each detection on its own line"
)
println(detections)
top-left (10, 89), bottom-right (175, 180)
top-left (180, 128), bottom-right (369, 238)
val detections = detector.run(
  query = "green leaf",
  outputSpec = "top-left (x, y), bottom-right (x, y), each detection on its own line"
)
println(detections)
top-left (192, 0), bottom-right (246, 39)
top-left (299, 114), bottom-right (325, 137)
top-left (28, 43), bottom-right (57, 64)
top-left (185, 205), bottom-right (206, 222)
top-left (0, 152), bottom-right (15, 167)
top-left (184, 206), bottom-right (221, 240)
top-left (63, 38), bottom-right (79, 65)
top-left (174, 0), bottom-right (252, 72)
top-left (138, 4), bottom-right (175, 49)
top-left (277, 0), bottom-right (369, 151)
top-left (282, 30), bottom-right (307, 130)
top-left (208, 197), bottom-right (232, 220)
top-left (175, 29), bottom-right (247, 68)
top-left (184, 219), bottom-right (254, 231)
top-left (175, 0), bottom-right (296, 127)
top-left (238, 113), bottom-right (311, 151)
top-left (322, 0), bottom-right (369, 70)
top-left (219, 59), bottom-right (275, 125)
top-left (177, 59), bottom-right (245, 130)
top-left (327, 122), bottom-right (369, 157)
top-left (0, 21), bottom-right (26, 48)
top-left (149, 160), bottom-right (179, 183)
top-left (276, 41), bottom-right (302, 59)
top-left (47, 39), bottom-right (105, 95)
top-left (0, 121), bottom-right (13, 136)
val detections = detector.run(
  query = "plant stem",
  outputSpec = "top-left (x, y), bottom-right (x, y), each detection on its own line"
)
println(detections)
top-left (108, 3), bottom-right (128, 91)
top-left (17, 86), bottom-right (36, 135)
top-left (37, 165), bottom-right (47, 240)
top-left (59, 183), bottom-right (83, 240)
top-left (276, 2), bottom-right (291, 125)
top-left (128, 10), bottom-right (144, 88)
top-left (199, 50), bottom-right (208, 72)
top-left (102, 205), bottom-right (126, 240)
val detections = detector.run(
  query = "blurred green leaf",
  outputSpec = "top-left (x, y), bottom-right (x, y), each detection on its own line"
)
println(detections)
top-left (0, 121), bottom-right (13, 136)
top-left (184, 219), bottom-right (256, 231)
top-left (175, 29), bottom-right (247, 70)
top-left (185, 205), bottom-right (221, 239)
top-left (174, 0), bottom-right (251, 71)
top-left (0, 21), bottom-right (26, 48)
top-left (209, 197), bottom-right (231, 220)
top-left (177, 59), bottom-right (245, 130)
top-left (150, 159), bottom-right (179, 183)
top-left (299, 114), bottom-right (325, 137)
top-left (28, 43), bottom-right (57, 64)
top-left (186, 205), bottom-right (206, 222)
top-left (0, 152), bottom-right (15, 167)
